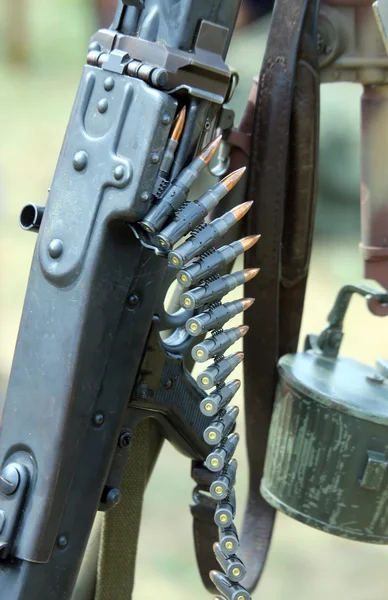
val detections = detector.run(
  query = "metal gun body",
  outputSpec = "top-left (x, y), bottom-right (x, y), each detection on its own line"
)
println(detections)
top-left (0, 1), bottom-right (243, 597)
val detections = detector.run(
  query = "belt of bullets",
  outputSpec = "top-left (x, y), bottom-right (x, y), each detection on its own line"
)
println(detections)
top-left (137, 107), bottom-right (260, 600)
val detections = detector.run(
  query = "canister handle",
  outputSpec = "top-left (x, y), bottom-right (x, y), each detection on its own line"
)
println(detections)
top-left (305, 284), bottom-right (388, 359)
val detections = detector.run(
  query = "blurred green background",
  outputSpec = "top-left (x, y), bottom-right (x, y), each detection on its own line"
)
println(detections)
top-left (0, 2), bottom-right (387, 599)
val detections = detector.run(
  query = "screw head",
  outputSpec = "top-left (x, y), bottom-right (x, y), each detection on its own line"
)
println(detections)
top-left (73, 150), bottom-right (88, 171)
top-left (162, 114), bottom-right (171, 125)
top-left (114, 165), bottom-right (125, 180)
top-left (163, 377), bottom-right (174, 390)
top-left (97, 98), bottom-right (108, 114)
top-left (151, 152), bottom-right (160, 164)
top-left (93, 412), bottom-right (104, 427)
top-left (118, 431), bottom-right (132, 448)
top-left (0, 465), bottom-right (20, 496)
top-left (141, 191), bottom-right (150, 203)
top-left (48, 239), bottom-right (63, 259)
top-left (57, 534), bottom-right (68, 548)
top-left (127, 293), bottom-right (139, 308)
top-left (106, 488), bottom-right (121, 508)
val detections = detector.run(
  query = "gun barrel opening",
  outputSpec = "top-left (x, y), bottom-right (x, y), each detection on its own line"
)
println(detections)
top-left (20, 203), bottom-right (45, 232)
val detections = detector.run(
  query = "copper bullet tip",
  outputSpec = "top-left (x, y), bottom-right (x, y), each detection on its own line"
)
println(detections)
top-left (171, 106), bottom-right (186, 142)
top-left (238, 325), bottom-right (249, 336)
top-left (220, 166), bottom-right (246, 191)
top-left (241, 297), bottom-right (256, 310)
top-left (200, 134), bottom-right (223, 164)
top-left (230, 200), bottom-right (254, 222)
top-left (243, 267), bottom-right (260, 282)
top-left (240, 234), bottom-right (261, 251)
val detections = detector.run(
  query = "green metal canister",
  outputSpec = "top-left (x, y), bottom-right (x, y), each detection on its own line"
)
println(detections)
top-left (261, 284), bottom-right (388, 543)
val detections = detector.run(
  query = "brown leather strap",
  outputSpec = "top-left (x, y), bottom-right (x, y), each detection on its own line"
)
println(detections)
top-left (192, 0), bottom-right (320, 593)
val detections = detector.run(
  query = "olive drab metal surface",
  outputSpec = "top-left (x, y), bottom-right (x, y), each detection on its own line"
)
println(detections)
top-left (262, 285), bottom-right (388, 542)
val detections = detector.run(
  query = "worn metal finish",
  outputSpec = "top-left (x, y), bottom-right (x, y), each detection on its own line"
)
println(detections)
top-left (262, 350), bottom-right (388, 542)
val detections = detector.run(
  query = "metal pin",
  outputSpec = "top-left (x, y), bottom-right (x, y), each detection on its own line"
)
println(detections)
top-left (210, 459), bottom-right (237, 500)
top-left (197, 353), bottom-right (244, 391)
top-left (186, 298), bottom-right (255, 336)
top-left (157, 168), bottom-right (246, 250)
top-left (182, 269), bottom-right (259, 310)
top-left (193, 327), bottom-right (248, 363)
top-left (204, 407), bottom-right (239, 445)
top-left (140, 135), bottom-right (222, 233)
top-left (213, 543), bottom-right (247, 582)
top-left (214, 489), bottom-right (237, 527)
top-left (152, 106), bottom-right (187, 198)
top-left (168, 202), bottom-right (255, 269)
top-left (210, 570), bottom-right (251, 600)
top-left (200, 380), bottom-right (241, 417)
top-left (205, 433), bottom-right (240, 471)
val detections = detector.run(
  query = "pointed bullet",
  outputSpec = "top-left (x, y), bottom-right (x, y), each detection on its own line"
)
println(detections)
top-left (199, 134), bottom-right (222, 164)
top-left (168, 202), bottom-right (255, 268)
top-left (181, 270), bottom-right (252, 310)
top-left (243, 267), bottom-right (260, 283)
top-left (240, 234), bottom-right (261, 251)
top-left (170, 106), bottom-right (186, 142)
top-left (140, 135), bottom-right (222, 233)
top-left (192, 326), bottom-right (248, 363)
top-left (157, 167), bottom-right (247, 250)
top-left (241, 297), bottom-right (255, 310)
top-left (239, 325), bottom-right (249, 336)
top-left (220, 166), bottom-right (246, 191)
top-left (186, 298), bottom-right (255, 336)
top-left (230, 200), bottom-right (254, 221)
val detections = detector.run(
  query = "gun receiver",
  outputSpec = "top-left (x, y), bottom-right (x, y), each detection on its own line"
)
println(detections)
top-left (0, 2), bottom-right (249, 598)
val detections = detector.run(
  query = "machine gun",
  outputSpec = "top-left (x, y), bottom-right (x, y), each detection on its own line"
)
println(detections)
top-left (1, 0), bottom-right (388, 599)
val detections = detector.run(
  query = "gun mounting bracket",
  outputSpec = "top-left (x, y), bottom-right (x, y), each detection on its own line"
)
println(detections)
top-left (89, 20), bottom-right (233, 104)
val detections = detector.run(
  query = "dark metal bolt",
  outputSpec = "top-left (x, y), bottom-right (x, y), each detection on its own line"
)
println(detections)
top-left (93, 412), bottom-right (104, 427)
top-left (106, 488), bottom-right (121, 508)
top-left (57, 534), bottom-right (68, 548)
top-left (163, 377), bottom-right (174, 390)
top-left (127, 293), bottom-right (139, 309)
top-left (118, 431), bottom-right (132, 448)
top-left (137, 382), bottom-right (152, 400)
top-left (0, 464), bottom-right (20, 496)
